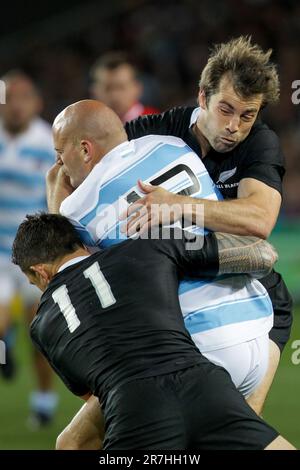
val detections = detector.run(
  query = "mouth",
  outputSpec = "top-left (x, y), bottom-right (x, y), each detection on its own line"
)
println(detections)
top-left (220, 137), bottom-right (236, 145)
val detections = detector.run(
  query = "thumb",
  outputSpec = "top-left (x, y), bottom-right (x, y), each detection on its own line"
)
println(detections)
top-left (138, 179), bottom-right (156, 193)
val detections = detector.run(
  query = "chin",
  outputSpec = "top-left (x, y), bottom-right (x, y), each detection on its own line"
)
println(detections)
top-left (214, 142), bottom-right (237, 153)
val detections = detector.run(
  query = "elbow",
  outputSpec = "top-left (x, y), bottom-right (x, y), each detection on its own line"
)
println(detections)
top-left (244, 220), bottom-right (272, 240)
top-left (56, 429), bottom-right (80, 450)
top-left (256, 240), bottom-right (278, 277)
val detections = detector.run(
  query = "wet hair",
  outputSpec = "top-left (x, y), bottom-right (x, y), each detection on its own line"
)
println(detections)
top-left (12, 213), bottom-right (84, 273)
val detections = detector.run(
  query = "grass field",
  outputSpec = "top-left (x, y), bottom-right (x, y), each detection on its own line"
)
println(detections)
top-left (0, 308), bottom-right (299, 449)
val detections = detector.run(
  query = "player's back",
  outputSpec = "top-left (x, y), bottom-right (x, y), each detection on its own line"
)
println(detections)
top-left (30, 237), bottom-right (203, 401)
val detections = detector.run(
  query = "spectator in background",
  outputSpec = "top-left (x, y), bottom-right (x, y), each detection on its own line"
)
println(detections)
top-left (0, 71), bottom-right (58, 427)
top-left (90, 52), bottom-right (159, 123)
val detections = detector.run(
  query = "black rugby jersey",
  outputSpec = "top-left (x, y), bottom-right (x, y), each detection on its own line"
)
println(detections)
top-left (125, 108), bottom-right (293, 349)
top-left (125, 106), bottom-right (285, 197)
top-left (30, 230), bottom-right (218, 401)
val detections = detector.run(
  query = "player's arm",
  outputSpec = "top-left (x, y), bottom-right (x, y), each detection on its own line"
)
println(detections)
top-left (122, 131), bottom-right (284, 240)
top-left (166, 229), bottom-right (278, 279)
top-left (122, 178), bottom-right (281, 240)
top-left (56, 395), bottom-right (104, 450)
top-left (46, 163), bottom-right (74, 213)
top-left (182, 178), bottom-right (280, 239)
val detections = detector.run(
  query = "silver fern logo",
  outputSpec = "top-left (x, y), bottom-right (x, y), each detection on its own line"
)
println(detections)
top-left (217, 167), bottom-right (237, 183)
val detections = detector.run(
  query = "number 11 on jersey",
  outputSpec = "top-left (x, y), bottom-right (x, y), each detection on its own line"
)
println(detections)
top-left (52, 261), bottom-right (116, 333)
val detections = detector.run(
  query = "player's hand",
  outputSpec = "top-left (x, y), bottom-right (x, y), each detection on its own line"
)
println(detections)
top-left (46, 163), bottom-right (74, 194)
top-left (120, 180), bottom-right (182, 236)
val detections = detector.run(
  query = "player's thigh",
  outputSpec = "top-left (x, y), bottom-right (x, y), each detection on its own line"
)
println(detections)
top-left (57, 395), bottom-right (104, 450)
top-left (203, 335), bottom-right (269, 398)
top-left (246, 339), bottom-right (280, 416)
top-left (103, 377), bottom-right (186, 450)
top-left (181, 362), bottom-right (279, 450)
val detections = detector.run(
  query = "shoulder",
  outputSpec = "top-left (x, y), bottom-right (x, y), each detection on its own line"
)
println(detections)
top-left (242, 120), bottom-right (280, 152)
top-left (235, 119), bottom-right (284, 167)
top-left (125, 106), bottom-right (196, 139)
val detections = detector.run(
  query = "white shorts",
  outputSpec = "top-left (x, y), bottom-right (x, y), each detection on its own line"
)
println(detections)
top-left (203, 334), bottom-right (270, 398)
top-left (0, 258), bottom-right (40, 306)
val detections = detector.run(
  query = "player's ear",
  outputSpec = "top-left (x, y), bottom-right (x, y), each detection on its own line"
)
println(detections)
top-left (80, 140), bottom-right (93, 163)
top-left (198, 89), bottom-right (207, 110)
top-left (30, 264), bottom-right (51, 287)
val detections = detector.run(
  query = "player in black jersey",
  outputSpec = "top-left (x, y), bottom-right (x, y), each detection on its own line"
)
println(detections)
top-left (12, 213), bottom-right (294, 450)
top-left (124, 36), bottom-right (293, 416)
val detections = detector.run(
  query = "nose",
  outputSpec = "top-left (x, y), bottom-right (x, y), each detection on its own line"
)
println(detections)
top-left (226, 115), bottom-right (240, 134)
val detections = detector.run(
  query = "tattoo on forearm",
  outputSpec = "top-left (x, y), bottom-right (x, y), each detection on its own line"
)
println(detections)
top-left (215, 233), bottom-right (278, 277)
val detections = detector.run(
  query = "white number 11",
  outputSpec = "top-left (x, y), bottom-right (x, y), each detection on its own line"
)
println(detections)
top-left (52, 261), bottom-right (116, 333)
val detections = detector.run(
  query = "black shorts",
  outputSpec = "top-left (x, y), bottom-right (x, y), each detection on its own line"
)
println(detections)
top-left (260, 271), bottom-right (293, 352)
top-left (102, 362), bottom-right (278, 450)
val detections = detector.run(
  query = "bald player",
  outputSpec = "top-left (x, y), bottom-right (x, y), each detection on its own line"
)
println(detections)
top-left (46, 100), bottom-right (279, 449)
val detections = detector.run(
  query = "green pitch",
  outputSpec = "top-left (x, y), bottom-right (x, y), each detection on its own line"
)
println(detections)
top-left (0, 309), bottom-right (299, 450)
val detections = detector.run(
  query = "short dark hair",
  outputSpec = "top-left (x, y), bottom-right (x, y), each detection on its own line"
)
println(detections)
top-left (1, 69), bottom-right (40, 95)
top-left (12, 213), bottom-right (84, 273)
top-left (199, 36), bottom-right (280, 107)
top-left (90, 51), bottom-right (138, 79)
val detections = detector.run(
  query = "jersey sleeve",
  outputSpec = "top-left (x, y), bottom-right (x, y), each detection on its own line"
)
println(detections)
top-left (152, 228), bottom-right (219, 278)
top-left (125, 107), bottom-right (193, 140)
top-left (239, 128), bottom-right (285, 195)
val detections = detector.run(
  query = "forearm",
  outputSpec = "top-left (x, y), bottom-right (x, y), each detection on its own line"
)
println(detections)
top-left (46, 166), bottom-right (74, 214)
top-left (181, 196), bottom-right (268, 238)
top-left (56, 395), bottom-right (104, 450)
top-left (214, 232), bottom-right (278, 278)
top-left (47, 182), bottom-right (69, 213)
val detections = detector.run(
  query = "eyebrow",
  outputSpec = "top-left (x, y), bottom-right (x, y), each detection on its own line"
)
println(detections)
top-left (219, 100), bottom-right (258, 114)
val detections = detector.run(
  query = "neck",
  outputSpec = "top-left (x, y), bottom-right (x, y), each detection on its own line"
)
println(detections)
top-left (54, 247), bottom-right (90, 275)
top-left (96, 133), bottom-right (128, 163)
top-left (193, 117), bottom-right (211, 158)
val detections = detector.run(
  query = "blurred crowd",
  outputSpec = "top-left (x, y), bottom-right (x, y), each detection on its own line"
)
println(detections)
top-left (0, 0), bottom-right (299, 216)
top-left (0, 0), bottom-right (299, 434)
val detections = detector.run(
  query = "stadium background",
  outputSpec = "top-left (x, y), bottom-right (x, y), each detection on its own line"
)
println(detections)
top-left (0, 0), bottom-right (299, 449)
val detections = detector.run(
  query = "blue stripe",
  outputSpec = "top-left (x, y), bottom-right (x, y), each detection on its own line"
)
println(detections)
top-left (0, 142), bottom-right (5, 153)
top-left (74, 226), bottom-right (97, 247)
top-left (0, 169), bottom-right (45, 186)
top-left (19, 147), bottom-right (54, 163)
top-left (99, 224), bottom-right (127, 248)
top-left (179, 275), bottom-right (229, 295)
top-left (80, 143), bottom-right (191, 226)
top-left (184, 294), bottom-right (272, 334)
top-left (0, 197), bottom-right (46, 210)
top-left (0, 246), bottom-right (12, 255)
top-left (0, 226), bottom-right (18, 236)
top-left (212, 184), bottom-right (223, 200)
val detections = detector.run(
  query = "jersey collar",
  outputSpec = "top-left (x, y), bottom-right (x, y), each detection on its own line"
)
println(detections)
top-left (58, 255), bottom-right (90, 273)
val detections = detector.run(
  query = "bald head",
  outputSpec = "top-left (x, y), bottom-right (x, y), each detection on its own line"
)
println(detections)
top-left (52, 100), bottom-right (128, 188)
top-left (53, 99), bottom-right (127, 149)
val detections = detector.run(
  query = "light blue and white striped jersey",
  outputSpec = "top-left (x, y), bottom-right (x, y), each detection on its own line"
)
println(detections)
top-left (0, 117), bottom-right (54, 261)
top-left (61, 135), bottom-right (273, 352)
